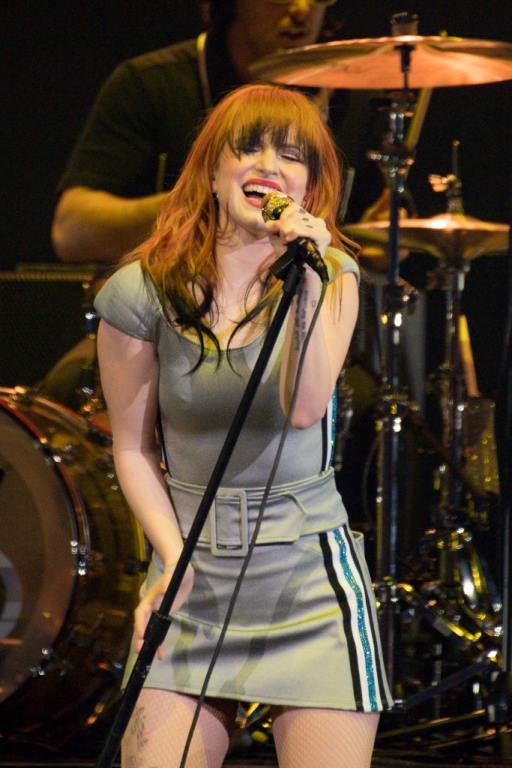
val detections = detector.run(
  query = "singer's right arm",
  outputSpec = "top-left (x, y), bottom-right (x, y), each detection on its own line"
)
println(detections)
top-left (52, 187), bottom-right (167, 263)
top-left (97, 319), bottom-right (183, 566)
top-left (97, 320), bottom-right (193, 654)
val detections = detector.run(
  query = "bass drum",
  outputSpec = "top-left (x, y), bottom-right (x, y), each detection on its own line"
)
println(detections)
top-left (0, 387), bottom-right (146, 747)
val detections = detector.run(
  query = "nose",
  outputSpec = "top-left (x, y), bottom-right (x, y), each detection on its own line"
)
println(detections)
top-left (288, 0), bottom-right (315, 18)
top-left (254, 146), bottom-right (279, 175)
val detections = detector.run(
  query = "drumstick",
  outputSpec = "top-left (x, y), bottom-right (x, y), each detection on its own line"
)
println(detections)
top-left (404, 87), bottom-right (433, 156)
top-left (459, 313), bottom-right (480, 398)
top-left (155, 152), bottom-right (168, 193)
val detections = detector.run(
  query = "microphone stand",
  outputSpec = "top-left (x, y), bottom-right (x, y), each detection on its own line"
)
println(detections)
top-left (95, 249), bottom-right (306, 768)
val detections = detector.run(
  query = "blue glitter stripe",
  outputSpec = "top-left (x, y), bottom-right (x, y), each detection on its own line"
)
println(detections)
top-left (327, 391), bottom-right (336, 469)
top-left (333, 528), bottom-right (378, 711)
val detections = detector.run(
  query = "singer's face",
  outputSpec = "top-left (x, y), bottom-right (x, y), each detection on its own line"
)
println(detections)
top-left (212, 133), bottom-right (309, 242)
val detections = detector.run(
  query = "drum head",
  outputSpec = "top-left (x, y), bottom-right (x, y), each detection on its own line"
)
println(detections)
top-left (0, 389), bottom-right (146, 745)
top-left (0, 401), bottom-right (76, 703)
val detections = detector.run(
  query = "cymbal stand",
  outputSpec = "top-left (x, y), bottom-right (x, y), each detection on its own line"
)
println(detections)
top-left (365, 17), bottom-right (497, 705)
top-left (423, 153), bottom-right (501, 627)
top-left (366, 12), bottom-right (417, 694)
top-left (372, 151), bottom-right (506, 753)
top-left (428, 146), bottom-right (466, 520)
top-left (428, 145), bottom-right (467, 517)
top-left (381, 175), bottom-right (512, 759)
top-left (433, 263), bottom-right (469, 518)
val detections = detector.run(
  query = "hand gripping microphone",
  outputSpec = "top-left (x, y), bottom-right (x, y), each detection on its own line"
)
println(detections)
top-left (261, 191), bottom-right (329, 284)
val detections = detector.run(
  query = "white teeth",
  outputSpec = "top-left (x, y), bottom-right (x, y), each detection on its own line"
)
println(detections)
top-left (243, 184), bottom-right (280, 195)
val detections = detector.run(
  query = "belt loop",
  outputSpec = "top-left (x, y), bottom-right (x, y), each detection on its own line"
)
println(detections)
top-left (210, 489), bottom-right (249, 557)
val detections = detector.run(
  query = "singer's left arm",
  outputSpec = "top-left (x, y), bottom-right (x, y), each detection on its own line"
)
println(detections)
top-left (280, 264), bottom-right (359, 429)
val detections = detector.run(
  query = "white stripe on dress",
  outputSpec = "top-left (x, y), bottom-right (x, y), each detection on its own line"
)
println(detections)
top-left (326, 526), bottom-right (383, 711)
top-left (322, 392), bottom-right (335, 471)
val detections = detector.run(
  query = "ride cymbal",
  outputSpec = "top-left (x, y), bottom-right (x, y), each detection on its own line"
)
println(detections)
top-left (251, 36), bottom-right (512, 89)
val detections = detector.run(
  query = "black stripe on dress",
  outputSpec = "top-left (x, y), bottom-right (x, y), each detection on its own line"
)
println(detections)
top-left (319, 531), bottom-right (364, 710)
top-left (321, 410), bottom-right (328, 471)
top-left (342, 524), bottom-right (389, 707)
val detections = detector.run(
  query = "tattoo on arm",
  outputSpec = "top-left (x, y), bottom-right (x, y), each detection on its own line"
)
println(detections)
top-left (294, 289), bottom-right (308, 351)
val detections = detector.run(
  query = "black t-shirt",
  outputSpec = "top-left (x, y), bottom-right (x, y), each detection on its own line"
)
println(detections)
top-left (58, 37), bottom-right (210, 197)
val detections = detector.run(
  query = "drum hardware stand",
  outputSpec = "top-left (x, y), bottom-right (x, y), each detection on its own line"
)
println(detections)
top-left (365, 11), bottom-right (425, 696)
top-left (95, 247), bottom-right (316, 768)
top-left (412, 155), bottom-right (503, 638)
top-left (483, 180), bottom-right (512, 759)
top-left (365, 15), bottom-right (503, 728)
top-left (374, 147), bottom-right (509, 752)
top-left (428, 142), bottom-right (470, 515)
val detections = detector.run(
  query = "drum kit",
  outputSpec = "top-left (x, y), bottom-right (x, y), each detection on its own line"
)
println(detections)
top-left (0, 11), bottom-right (511, 760)
top-left (254, 12), bottom-right (512, 756)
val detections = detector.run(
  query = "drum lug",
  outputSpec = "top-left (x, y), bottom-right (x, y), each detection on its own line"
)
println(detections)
top-left (70, 540), bottom-right (112, 576)
top-left (12, 385), bottom-right (30, 403)
top-left (70, 539), bottom-right (88, 575)
top-left (29, 647), bottom-right (54, 677)
top-left (48, 440), bottom-right (81, 466)
top-left (60, 442), bottom-right (81, 464)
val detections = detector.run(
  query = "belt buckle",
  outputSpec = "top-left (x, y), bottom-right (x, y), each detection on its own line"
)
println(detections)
top-left (210, 489), bottom-right (249, 557)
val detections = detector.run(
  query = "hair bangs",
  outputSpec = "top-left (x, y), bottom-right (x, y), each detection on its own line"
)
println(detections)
top-left (221, 89), bottom-right (321, 181)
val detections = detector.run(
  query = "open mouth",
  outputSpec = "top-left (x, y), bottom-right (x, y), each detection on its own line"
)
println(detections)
top-left (281, 29), bottom-right (309, 40)
top-left (242, 180), bottom-right (282, 206)
top-left (278, 24), bottom-right (310, 42)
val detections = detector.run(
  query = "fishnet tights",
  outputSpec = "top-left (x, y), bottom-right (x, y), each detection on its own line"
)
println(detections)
top-left (121, 690), bottom-right (379, 768)
top-left (121, 689), bottom-right (237, 768)
top-left (272, 706), bottom-right (379, 768)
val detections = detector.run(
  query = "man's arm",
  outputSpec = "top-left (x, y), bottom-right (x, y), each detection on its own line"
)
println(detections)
top-left (52, 187), bottom-right (167, 263)
top-left (51, 44), bottom-right (199, 263)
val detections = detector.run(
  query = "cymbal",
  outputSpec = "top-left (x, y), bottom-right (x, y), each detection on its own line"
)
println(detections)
top-left (251, 36), bottom-right (512, 89)
top-left (343, 213), bottom-right (510, 263)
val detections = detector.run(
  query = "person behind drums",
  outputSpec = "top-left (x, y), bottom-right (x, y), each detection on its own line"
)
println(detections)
top-left (51, 0), bottom-right (376, 265)
top-left (94, 84), bottom-right (392, 768)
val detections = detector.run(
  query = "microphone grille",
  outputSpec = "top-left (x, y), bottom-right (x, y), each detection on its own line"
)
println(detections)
top-left (261, 191), bottom-right (293, 222)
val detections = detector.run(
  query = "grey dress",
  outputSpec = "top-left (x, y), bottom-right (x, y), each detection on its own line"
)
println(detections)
top-left (94, 252), bottom-right (392, 712)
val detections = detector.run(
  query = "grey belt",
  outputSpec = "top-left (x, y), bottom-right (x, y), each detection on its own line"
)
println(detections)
top-left (165, 467), bottom-right (347, 558)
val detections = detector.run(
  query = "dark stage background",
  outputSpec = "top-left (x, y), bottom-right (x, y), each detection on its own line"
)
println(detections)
top-left (1, 2), bottom-right (511, 762)
top-left (3, 0), bottom-right (511, 395)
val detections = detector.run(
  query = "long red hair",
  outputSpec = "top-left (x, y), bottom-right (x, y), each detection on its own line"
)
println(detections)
top-left (129, 84), bottom-right (355, 359)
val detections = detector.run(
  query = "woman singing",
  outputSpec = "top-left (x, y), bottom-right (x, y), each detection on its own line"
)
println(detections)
top-left (95, 83), bottom-right (392, 768)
